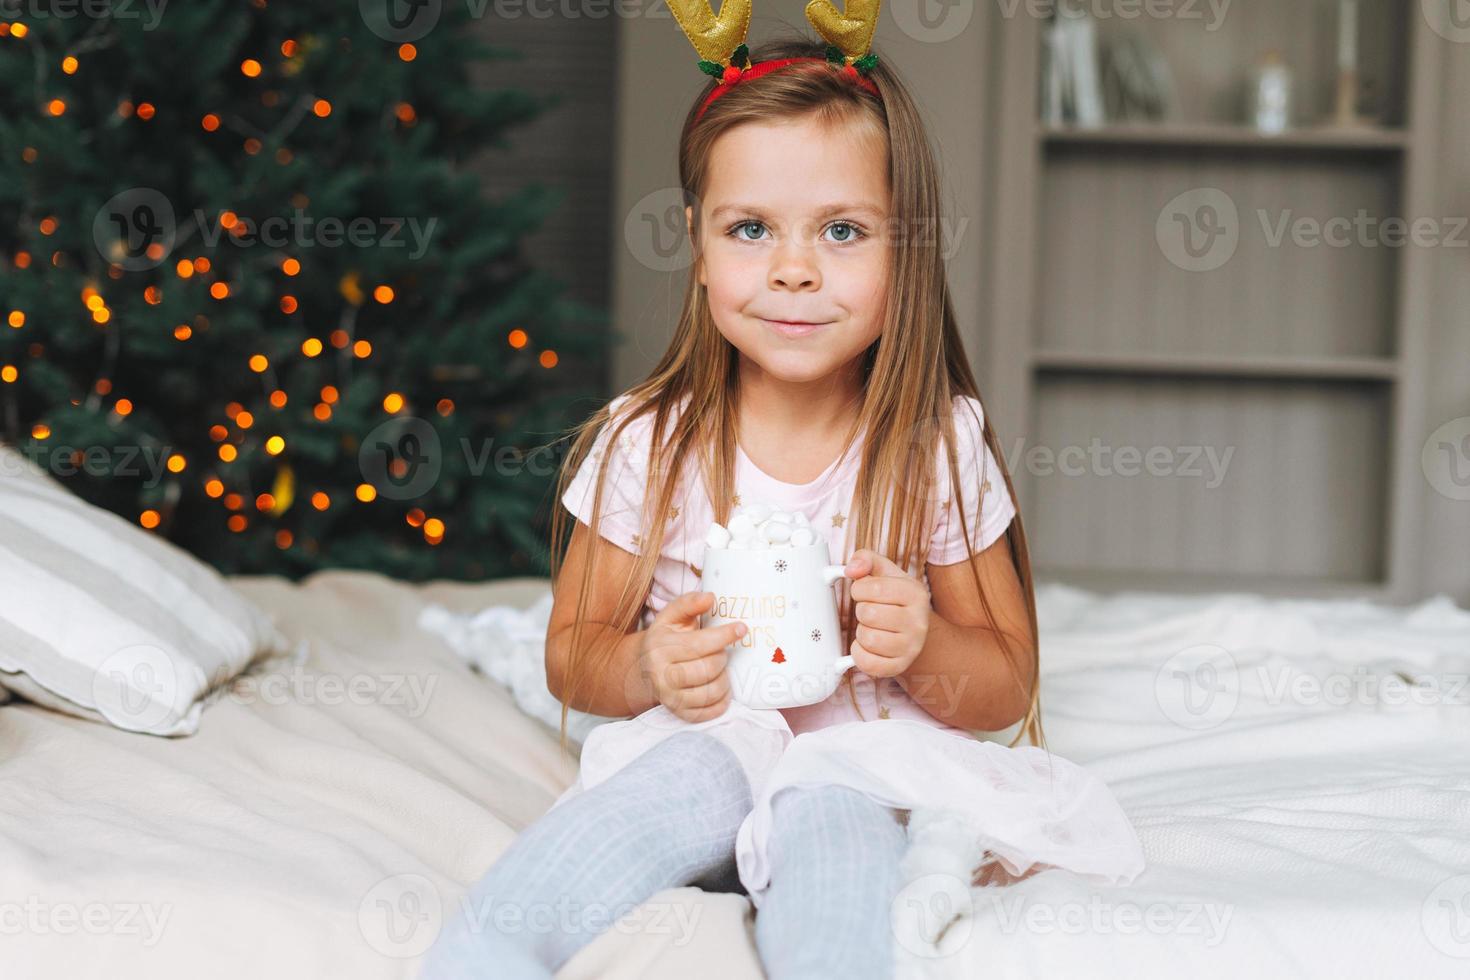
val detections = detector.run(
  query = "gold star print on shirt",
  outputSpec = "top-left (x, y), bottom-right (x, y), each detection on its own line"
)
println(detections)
top-left (831, 512), bottom-right (846, 528)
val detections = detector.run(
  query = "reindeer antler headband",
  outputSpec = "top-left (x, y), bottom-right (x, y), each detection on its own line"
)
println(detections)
top-left (669, 0), bottom-right (883, 120)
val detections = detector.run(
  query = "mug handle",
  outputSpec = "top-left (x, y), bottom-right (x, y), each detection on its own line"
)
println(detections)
top-left (823, 563), bottom-right (857, 678)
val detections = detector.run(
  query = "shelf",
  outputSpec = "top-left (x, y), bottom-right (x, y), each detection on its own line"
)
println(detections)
top-left (1034, 566), bottom-right (1396, 602)
top-left (1032, 351), bottom-right (1400, 383)
top-left (996, 6), bottom-right (1430, 600)
top-left (1040, 123), bottom-right (1409, 153)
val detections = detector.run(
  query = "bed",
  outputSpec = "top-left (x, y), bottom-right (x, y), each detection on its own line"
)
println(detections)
top-left (2, 569), bottom-right (1467, 979)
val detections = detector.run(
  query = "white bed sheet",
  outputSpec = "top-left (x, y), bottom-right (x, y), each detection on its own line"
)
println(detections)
top-left (0, 571), bottom-right (764, 980)
top-left (895, 585), bottom-right (1470, 979)
top-left (3, 568), bottom-right (1467, 980)
top-left (417, 576), bottom-right (1470, 978)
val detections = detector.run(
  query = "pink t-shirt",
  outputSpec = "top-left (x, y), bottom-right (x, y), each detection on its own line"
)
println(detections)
top-left (559, 391), bottom-right (1017, 736)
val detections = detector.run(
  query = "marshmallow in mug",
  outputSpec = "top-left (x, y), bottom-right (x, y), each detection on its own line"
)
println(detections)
top-left (704, 500), bottom-right (819, 551)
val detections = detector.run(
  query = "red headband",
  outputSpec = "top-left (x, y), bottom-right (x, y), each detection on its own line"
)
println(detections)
top-left (696, 55), bottom-right (882, 121)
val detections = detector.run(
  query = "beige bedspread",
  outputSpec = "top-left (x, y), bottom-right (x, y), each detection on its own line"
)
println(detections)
top-left (0, 569), bottom-right (765, 980)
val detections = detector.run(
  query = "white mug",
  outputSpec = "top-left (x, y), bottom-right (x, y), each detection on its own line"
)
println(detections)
top-left (699, 540), bottom-right (856, 709)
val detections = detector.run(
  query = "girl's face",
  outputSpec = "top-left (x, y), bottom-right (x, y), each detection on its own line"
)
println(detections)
top-left (688, 113), bottom-right (891, 386)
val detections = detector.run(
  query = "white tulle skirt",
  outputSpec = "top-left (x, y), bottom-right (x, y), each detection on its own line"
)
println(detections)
top-left (548, 701), bottom-right (1146, 909)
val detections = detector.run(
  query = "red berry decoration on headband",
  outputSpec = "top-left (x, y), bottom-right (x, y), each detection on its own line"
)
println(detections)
top-left (696, 43), bottom-right (751, 82)
top-left (825, 44), bottom-right (880, 82)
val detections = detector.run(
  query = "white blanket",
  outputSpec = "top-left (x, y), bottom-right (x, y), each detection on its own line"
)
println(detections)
top-left (0, 572), bottom-right (766, 980)
top-left (898, 585), bottom-right (1470, 979)
top-left (4, 571), bottom-right (1465, 980)
top-left (425, 583), bottom-right (1470, 978)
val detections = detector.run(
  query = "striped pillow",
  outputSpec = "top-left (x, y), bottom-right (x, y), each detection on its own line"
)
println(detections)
top-left (0, 443), bottom-right (287, 736)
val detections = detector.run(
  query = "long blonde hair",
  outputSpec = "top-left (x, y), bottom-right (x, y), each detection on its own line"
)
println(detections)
top-left (547, 36), bottom-right (1043, 755)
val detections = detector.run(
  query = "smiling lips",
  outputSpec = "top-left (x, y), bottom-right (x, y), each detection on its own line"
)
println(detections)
top-left (761, 317), bottom-right (831, 338)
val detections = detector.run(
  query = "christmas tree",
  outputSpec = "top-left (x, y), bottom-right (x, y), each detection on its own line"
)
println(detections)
top-left (0, 1), bottom-right (605, 580)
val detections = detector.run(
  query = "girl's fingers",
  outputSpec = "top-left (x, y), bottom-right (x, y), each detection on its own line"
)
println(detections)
top-left (854, 626), bottom-right (901, 659)
top-left (675, 698), bottom-right (732, 724)
top-left (689, 619), bottom-right (747, 655)
top-left (667, 673), bottom-right (731, 712)
top-left (657, 590), bottom-right (714, 628)
top-left (660, 650), bottom-right (727, 689)
top-left (854, 600), bottom-right (907, 632)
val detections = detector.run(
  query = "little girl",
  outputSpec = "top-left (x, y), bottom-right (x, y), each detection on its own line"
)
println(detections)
top-left (424, 18), bottom-right (1144, 980)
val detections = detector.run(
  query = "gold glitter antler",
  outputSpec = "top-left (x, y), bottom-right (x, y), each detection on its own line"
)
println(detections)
top-left (804, 0), bottom-right (882, 66)
top-left (667, 0), bottom-right (754, 75)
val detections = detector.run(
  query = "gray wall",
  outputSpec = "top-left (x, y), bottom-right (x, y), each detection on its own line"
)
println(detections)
top-left (471, 10), bottom-right (618, 395)
top-left (1413, 34), bottom-right (1470, 604)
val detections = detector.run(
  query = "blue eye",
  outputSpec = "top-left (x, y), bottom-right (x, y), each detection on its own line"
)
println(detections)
top-left (729, 220), bottom-right (766, 241)
top-left (724, 219), bottom-right (868, 244)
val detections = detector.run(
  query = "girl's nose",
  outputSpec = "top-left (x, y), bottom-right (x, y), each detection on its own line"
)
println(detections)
top-left (769, 248), bottom-right (820, 291)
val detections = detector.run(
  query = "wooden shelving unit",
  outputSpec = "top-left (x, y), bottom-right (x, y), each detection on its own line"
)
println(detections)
top-left (1032, 350), bottom-right (1401, 382)
top-left (1041, 123), bottom-right (1409, 152)
top-left (981, 1), bottom-right (1440, 600)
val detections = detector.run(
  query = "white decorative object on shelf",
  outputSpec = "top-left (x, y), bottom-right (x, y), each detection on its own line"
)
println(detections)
top-left (1040, 3), bottom-right (1104, 128)
top-left (1250, 49), bottom-right (1292, 134)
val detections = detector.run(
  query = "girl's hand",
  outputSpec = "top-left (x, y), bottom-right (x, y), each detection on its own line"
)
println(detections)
top-left (843, 550), bottom-right (931, 678)
top-left (637, 590), bottom-right (748, 723)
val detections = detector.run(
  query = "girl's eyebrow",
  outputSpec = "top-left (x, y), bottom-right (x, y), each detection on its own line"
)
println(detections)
top-left (710, 203), bottom-right (885, 221)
